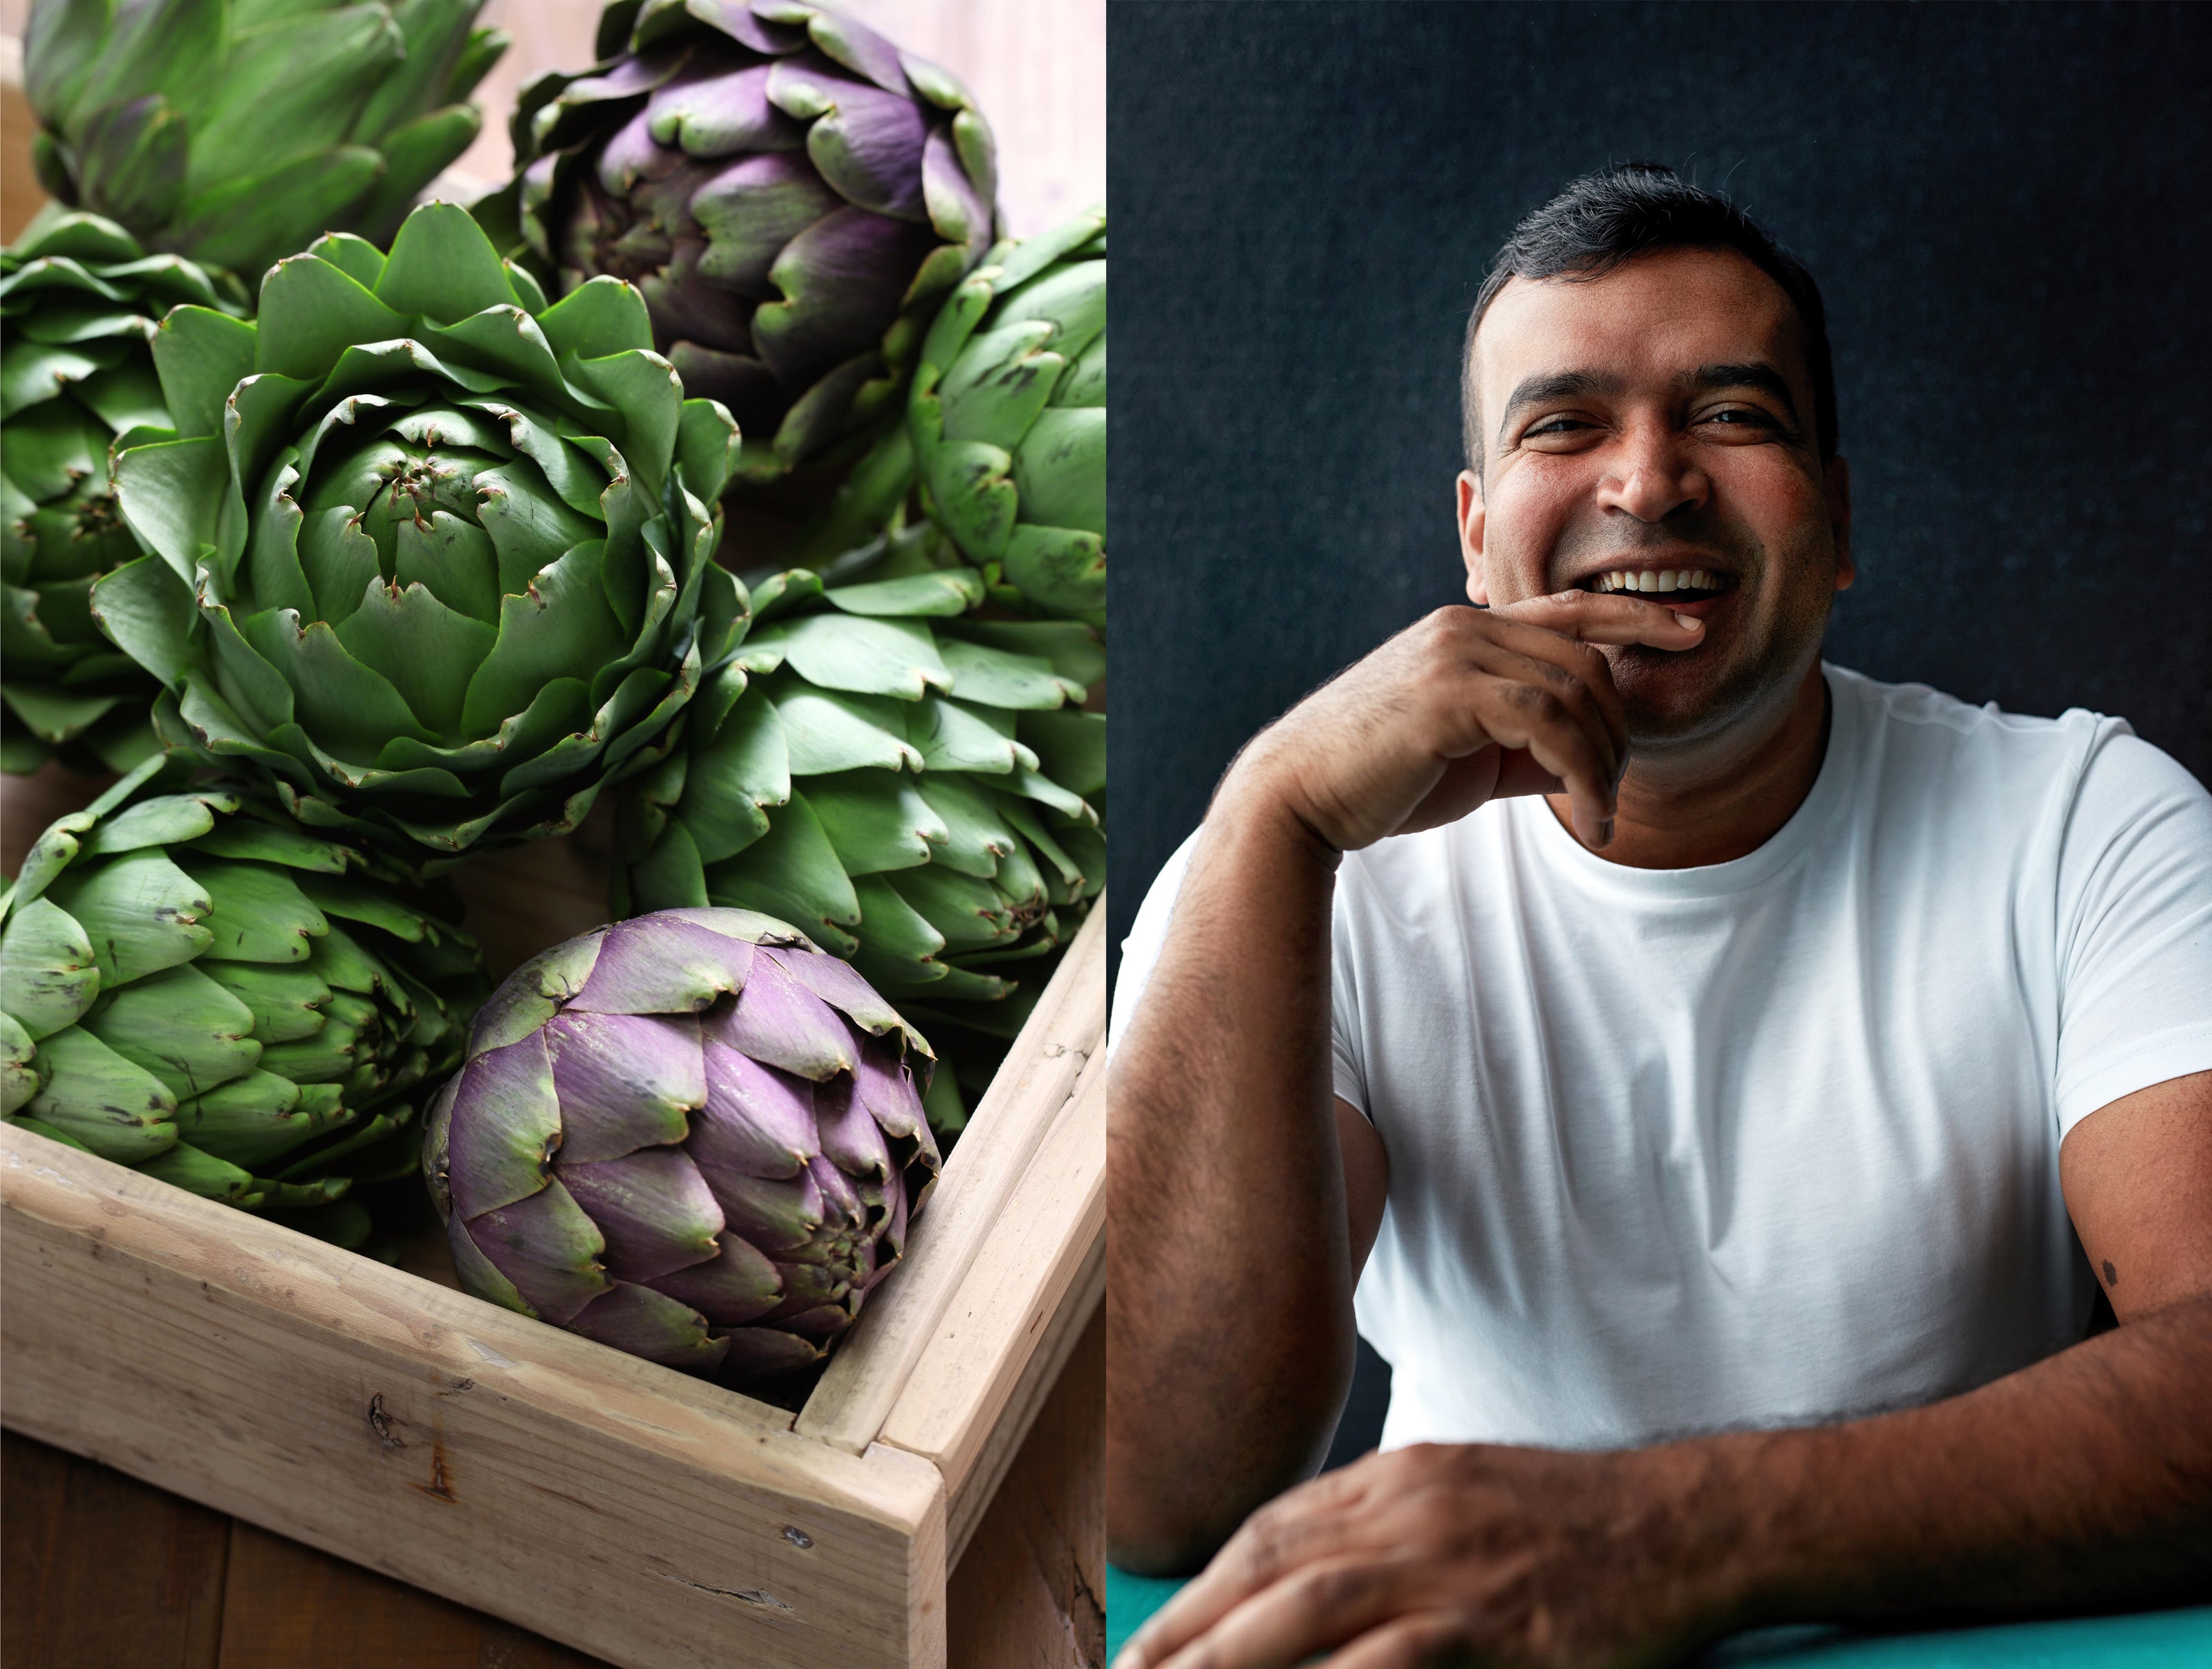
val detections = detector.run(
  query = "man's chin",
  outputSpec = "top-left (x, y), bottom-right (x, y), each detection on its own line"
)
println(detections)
top-left (1610, 647), bottom-right (1784, 751)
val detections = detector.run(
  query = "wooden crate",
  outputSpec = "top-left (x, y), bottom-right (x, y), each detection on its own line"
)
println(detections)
top-left (1, 766), bottom-right (1106, 1669)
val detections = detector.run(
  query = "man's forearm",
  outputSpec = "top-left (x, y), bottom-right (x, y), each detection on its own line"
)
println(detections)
top-left (1705, 1296), bottom-right (2212, 1628)
top-left (1107, 769), bottom-right (1356, 1572)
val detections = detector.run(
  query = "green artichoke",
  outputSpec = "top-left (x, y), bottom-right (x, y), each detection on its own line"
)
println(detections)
top-left (424, 905), bottom-right (939, 1389)
top-left (23, 0), bottom-right (509, 281)
top-left (910, 211), bottom-right (1105, 622)
top-left (2, 211), bottom-right (243, 775)
top-left (1, 752), bottom-right (485, 1248)
top-left (614, 539), bottom-right (1103, 1129)
top-left (95, 200), bottom-right (746, 865)
top-left (480, 0), bottom-right (997, 487)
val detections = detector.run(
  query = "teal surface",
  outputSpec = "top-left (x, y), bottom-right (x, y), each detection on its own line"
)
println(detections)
top-left (1103, 1570), bottom-right (2212, 1667)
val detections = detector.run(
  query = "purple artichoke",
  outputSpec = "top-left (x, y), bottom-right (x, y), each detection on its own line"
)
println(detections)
top-left (422, 907), bottom-right (939, 1388)
top-left (482, 0), bottom-right (998, 487)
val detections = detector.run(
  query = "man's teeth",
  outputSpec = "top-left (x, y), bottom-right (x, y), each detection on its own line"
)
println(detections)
top-left (1591, 569), bottom-right (1722, 594)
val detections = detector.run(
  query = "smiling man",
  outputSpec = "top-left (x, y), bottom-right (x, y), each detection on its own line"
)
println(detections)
top-left (1109, 165), bottom-right (2212, 1667)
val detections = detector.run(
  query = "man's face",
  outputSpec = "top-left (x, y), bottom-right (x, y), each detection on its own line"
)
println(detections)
top-left (1459, 247), bottom-right (1853, 748)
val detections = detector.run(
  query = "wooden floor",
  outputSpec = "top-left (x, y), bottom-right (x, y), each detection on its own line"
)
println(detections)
top-left (1, 1310), bottom-right (1103, 1669)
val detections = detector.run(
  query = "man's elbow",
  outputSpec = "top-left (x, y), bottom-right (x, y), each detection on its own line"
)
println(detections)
top-left (1109, 1446), bottom-right (1296, 1576)
top-left (1106, 1332), bottom-right (1358, 1576)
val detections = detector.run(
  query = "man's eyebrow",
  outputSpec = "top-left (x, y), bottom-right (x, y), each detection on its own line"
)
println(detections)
top-left (1496, 369), bottom-right (1624, 446)
top-left (1686, 362), bottom-right (1801, 426)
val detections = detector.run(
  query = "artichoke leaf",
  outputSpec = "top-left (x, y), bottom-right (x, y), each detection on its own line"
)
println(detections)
top-left (772, 682), bottom-right (921, 776)
top-left (0, 897), bottom-right (101, 1038)
top-left (373, 200), bottom-right (518, 323)
top-left (252, 243), bottom-right (413, 384)
top-left (702, 792), bottom-right (861, 955)
top-left (42, 849), bottom-right (213, 986)
top-left (805, 769), bottom-right (947, 876)
top-left (79, 963), bottom-right (261, 1101)
top-left (148, 305), bottom-right (256, 441)
top-left (24, 1024), bottom-right (178, 1162)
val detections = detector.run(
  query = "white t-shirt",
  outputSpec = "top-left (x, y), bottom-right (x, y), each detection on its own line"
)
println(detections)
top-left (1114, 666), bottom-right (2212, 1453)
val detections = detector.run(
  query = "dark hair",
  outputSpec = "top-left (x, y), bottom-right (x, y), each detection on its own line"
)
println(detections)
top-left (1461, 163), bottom-right (1837, 472)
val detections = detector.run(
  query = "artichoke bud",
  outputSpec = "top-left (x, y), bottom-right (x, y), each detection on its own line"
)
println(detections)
top-left (484, 0), bottom-right (1001, 487)
top-left (2, 209), bottom-right (244, 777)
top-left (909, 211), bottom-right (1107, 623)
top-left (1, 753), bottom-right (487, 1246)
top-left (432, 907), bottom-right (939, 1393)
top-left (103, 201), bottom-right (749, 863)
top-left (21, 0), bottom-right (515, 277)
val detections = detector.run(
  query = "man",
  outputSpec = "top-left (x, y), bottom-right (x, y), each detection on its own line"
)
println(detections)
top-left (1109, 164), bottom-right (2212, 1668)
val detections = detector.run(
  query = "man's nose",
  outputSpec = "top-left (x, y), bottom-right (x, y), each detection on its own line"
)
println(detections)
top-left (1595, 424), bottom-right (1709, 522)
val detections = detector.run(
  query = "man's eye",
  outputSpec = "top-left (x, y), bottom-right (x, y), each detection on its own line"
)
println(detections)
top-left (1525, 416), bottom-right (1590, 437)
top-left (1700, 407), bottom-right (1776, 428)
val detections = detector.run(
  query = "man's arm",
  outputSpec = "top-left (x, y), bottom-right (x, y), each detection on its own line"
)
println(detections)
top-left (1116, 1069), bottom-right (2212, 1668)
top-left (1107, 596), bottom-right (1700, 1572)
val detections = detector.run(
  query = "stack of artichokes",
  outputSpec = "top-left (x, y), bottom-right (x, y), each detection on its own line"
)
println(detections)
top-left (426, 906), bottom-right (939, 1388)
top-left (615, 544), bottom-right (1103, 1126)
top-left (24, 0), bottom-right (509, 281)
top-left (96, 200), bottom-right (744, 864)
top-left (2, 211), bottom-right (239, 773)
top-left (482, 0), bottom-right (997, 487)
top-left (3, 754), bottom-right (483, 1248)
top-left (3, 0), bottom-right (1105, 1388)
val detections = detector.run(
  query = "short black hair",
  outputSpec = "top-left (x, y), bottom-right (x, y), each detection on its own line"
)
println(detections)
top-left (1461, 163), bottom-right (1837, 473)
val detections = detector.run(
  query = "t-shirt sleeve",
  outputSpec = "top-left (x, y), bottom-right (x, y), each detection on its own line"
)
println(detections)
top-left (1109, 831), bottom-right (1200, 1051)
top-left (1330, 900), bottom-right (1371, 1120)
top-left (2050, 729), bottom-right (2212, 1135)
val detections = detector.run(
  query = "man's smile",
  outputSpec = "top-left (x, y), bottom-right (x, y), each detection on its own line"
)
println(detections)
top-left (1572, 562), bottom-right (1736, 619)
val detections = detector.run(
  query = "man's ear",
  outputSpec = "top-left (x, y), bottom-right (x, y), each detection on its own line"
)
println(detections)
top-left (1458, 470), bottom-right (1490, 605)
top-left (1826, 453), bottom-right (1855, 592)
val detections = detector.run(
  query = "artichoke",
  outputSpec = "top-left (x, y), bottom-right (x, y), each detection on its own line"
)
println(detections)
top-left (423, 906), bottom-right (940, 1388)
top-left (95, 200), bottom-right (746, 865)
top-left (614, 544), bottom-right (1104, 1129)
top-left (911, 211), bottom-right (1105, 622)
top-left (482, 0), bottom-right (997, 487)
top-left (23, 0), bottom-right (509, 281)
top-left (2, 211), bottom-right (243, 775)
top-left (1, 752), bottom-right (484, 1247)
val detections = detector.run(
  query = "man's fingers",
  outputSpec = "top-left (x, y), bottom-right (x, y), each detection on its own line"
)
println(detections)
top-left (1147, 1561), bottom-right (1403, 1669)
top-left (1461, 673), bottom-right (1619, 845)
top-left (1116, 1482), bottom-right (1376, 1668)
top-left (1321, 1611), bottom-right (1468, 1669)
top-left (1494, 587), bottom-right (1710, 650)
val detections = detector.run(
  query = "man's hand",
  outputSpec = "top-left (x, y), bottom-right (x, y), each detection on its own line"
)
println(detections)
top-left (1117, 1442), bottom-right (1738, 1669)
top-left (1228, 593), bottom-right (1703, 852)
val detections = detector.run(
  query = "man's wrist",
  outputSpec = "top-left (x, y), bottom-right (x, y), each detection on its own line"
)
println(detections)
top-left (1210, 736), bottom-right (1347, 869)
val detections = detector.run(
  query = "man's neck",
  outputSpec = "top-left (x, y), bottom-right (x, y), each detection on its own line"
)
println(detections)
top-left (1546, 659), bottom-right (1833, 870)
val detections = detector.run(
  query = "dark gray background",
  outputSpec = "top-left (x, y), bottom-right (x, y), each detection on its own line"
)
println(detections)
top-left (1107, 1), bottom-right (2212, 1465)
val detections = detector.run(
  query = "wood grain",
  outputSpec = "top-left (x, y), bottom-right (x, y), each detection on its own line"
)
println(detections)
top-left (2, 1127), bottom-right (947, 1669)
top-left (885, 1046), bottom-right (1105, 1563)
top-left (947, 1308), bottom-right (1106, 1669)
top-left (1, 1431), bottom-right (230, 1669)
top-left (800, 905), bottom-right (1108, 1457)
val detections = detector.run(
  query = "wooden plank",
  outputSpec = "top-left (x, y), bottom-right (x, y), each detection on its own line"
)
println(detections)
top-left (216, 1521), bottom-right (482, 1669)
top-left (946, 1307), bottom-right (1105, 1669)
top-left (949, 1236), bottom-right (1102, 1570)
top-left (212, 1520), bottom-right (612, 1668)
top-left (0, 1430), bottom-right (230, 1669)
top-left (800, 905), bottom-right (1108, 1456)
top-left (1, 1127), bottom-right (946, 1669)
top-left (881, 1047), bottom-right (1105, 1563)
